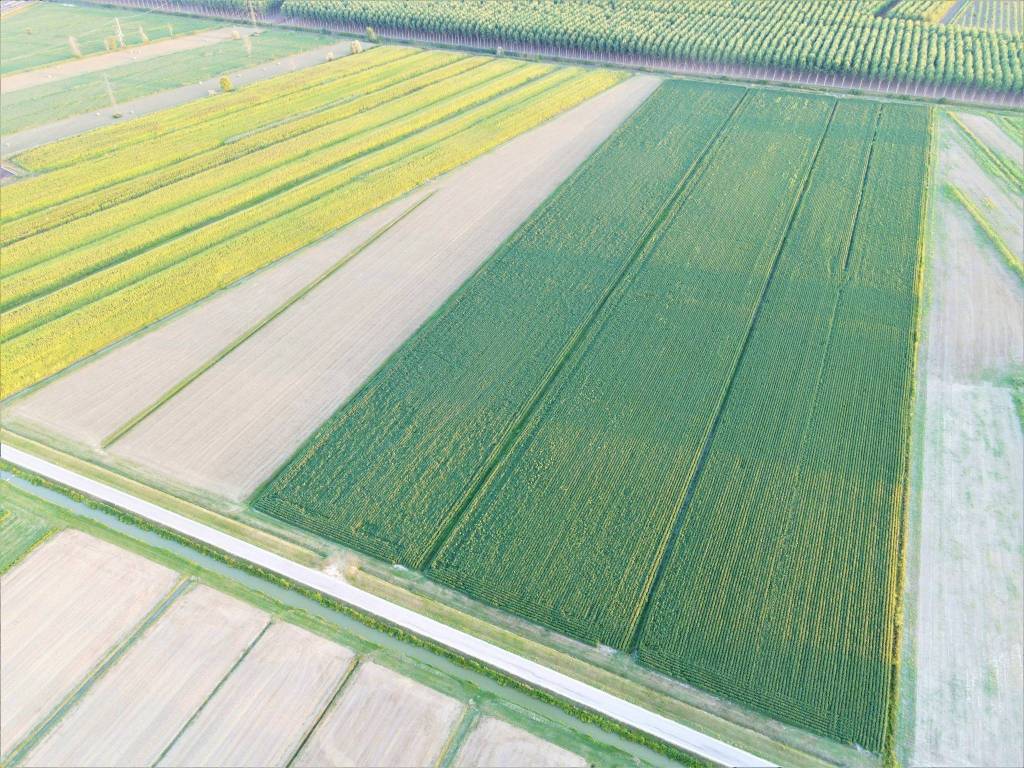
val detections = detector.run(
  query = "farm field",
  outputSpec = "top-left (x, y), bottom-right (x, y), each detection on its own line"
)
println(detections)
top-left (0, 1), bottom-right (213, 74)
top-left (902, 111), bottom-right (1023, 767)
top-left (0, 45), bottom-right (623, 399)
top-left (0, 27), bottom-right (338, 135)
top-left (291, 661), bottom-right (464, 766)
top-left (255, 81), bottom-right (931, 751)
top-left (0, 528), bottom-right (179, 760)
top-left (0, 479), bottom-right (621, 768)
top-left (2, 73), bottom-right (660, 501)
top-left (454, 718), bottom-right (588, 768)
top-left (158, 622), bottom-right (354, 767)
top-left (0, 491), bottom-right (53, 572)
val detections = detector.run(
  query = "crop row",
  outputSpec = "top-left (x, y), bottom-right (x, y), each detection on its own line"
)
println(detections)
top-left (1, 52), bottom-right (474, 253)
top-left (0, 59), bottom-right (541, 308)
top-left (955, 0), bottom-right (1024, 35)
top-left (0, 63), bottom-right (566, 341)
top-left (12, 44), bottom-right (416, 173)
top-left (0, 67), bottom-right (621, 398)
top-left (1, 47), bottom-right (435, 227)
top-left (280, 0), bottom-right (1024, 93)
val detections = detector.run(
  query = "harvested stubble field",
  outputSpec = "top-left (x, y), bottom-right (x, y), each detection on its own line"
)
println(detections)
top-left (292, 661), bottom-right (465, 767)
top-left (24, 585), bottom-right (269, 767)
top-left (0, 529), bottom-right (179, 759)
top-left (0, 500), bottom-right (596, 767)
top-left (0, 44), bottom-right (623, 399)
top-left (256, 80), bottom-right (931, 751)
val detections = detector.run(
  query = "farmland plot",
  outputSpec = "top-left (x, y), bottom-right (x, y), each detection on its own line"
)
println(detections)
top-left (83, 74), bottom-right (659, 500)
top-left (23, 585), bottom-right (268, 767)
top-left (0, 529), bottom-right (178, 758)
top-left (906, 107), bottom-right (1024, 767)
top-left (292, 662), bottom-right (464, 767)
top-left (0, 46), bottom-right (623, 398)
top-left (256, 88), bottom-right (930, 750)
top-left (454, 717), bottom-right (587, 768)
top-left (255, 78), bottom-right (748, 563)
top-left (158, 622), bottom-right (354, 767)
top-left (636, 102), bottom-right (929, 751)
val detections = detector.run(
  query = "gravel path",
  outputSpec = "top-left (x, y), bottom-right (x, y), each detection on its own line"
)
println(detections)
top-left (0, 38), bottom-right (370, 158)
top-left (0, 443), bottom-right (774, 768)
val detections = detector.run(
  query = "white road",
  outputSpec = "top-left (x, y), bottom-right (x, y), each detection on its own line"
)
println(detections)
top-left (0, 443), bottom-right (774, 768)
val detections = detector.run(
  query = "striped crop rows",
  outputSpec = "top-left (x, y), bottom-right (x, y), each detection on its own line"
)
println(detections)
top-left (0, 46), bottom-right (623, 398)
top-left (255, 82), bottom-right (929, 751)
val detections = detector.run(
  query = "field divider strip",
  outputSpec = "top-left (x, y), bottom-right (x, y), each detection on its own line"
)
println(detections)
top-left (100, 190), bottom-right (436, 449)
top-left (284, 657), bottom-right (362, 768)
top-left (2, 575), bottom-right (195, 767)
top-left (151, 618), bottom-right (274, 766)
top-left (626, 99), bottom-right (838, 652)
top-left (0, 66), bottom-right (572, 343)
top-left (416, 88), bottom-right (752, 570)
top-left (840, 106), bottom-right (883, 274)
top-left (436, 705), bottom-right (480, 768)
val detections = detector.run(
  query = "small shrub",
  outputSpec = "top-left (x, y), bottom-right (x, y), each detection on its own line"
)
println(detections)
top-left (350, 40), bottom-right (363, 54)
top-left (365, 26), bottom-right (378, 42)
top-left (219, 75), bottom-right (233, 92)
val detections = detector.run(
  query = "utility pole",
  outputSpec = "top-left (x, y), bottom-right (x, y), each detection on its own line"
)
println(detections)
top-left (103, 74), bottom-right (117, 109)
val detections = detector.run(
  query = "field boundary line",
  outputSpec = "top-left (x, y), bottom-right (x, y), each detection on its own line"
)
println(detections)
top-left (626, 98), bottom-right (839, 651)
top-left (284, 657), bottom-right (362, 768)
top-left (0, 444), bottom-right (775, 767)
top-left (152, 618), bottom-right (273, 765)
top-left (943, 182), bottom-right (1024, 283)
top-left (416, 88), bottom-right (752, 570)
top-left (2, 574), bottom-right (193, 766)
top-left (100, 190), bottom-right (436, 448)
top-left (437, 705), bottom-right (481, 768)
top-left (888, 104), bottom-right (938, 764)
top-left (840, 106), bottom-right (884, 274)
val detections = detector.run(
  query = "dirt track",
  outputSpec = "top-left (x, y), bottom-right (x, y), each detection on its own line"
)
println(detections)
top-left (0, 27), bottom-right (254, 94)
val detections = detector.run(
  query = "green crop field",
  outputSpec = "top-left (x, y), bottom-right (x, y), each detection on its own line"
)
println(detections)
top-left (0, 46), bottom-right (622, 398)
top-left (0, 28), bottom-right (336, 135)
top-left (255, 81), bottom-right (930, 751)
top-left (0, 2), bottom-right (213, 74)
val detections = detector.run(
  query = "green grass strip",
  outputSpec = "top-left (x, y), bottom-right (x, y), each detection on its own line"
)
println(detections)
top-left (101, 191), bottom-right (435, 449)
top-left (944, 182), bottom-right (1024, 284)
top-left (947, 111), bottom-right (1024, 193)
